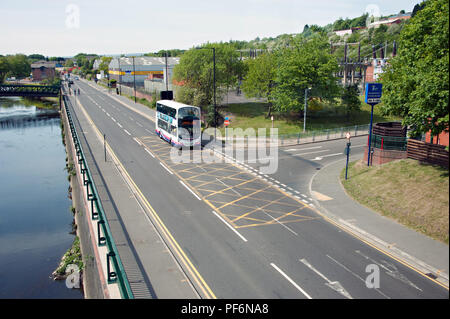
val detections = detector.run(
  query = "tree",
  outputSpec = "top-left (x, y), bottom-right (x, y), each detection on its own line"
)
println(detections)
top-left (380, 0), bottom-right (449, 138)
top-left (341, 84), bottom-right (361, 121)
top-left (5, 54), bottom-right (30, 78)
top-left (271, 35), bottom-right (340, 114)
top-left (173, 43), bottom-right (244, 126)
top-left (98, 56), bottom-right (112, 74)
top-left (0, 56), bottom-right (9, 83)
top-left (241, 52), bottom-right (276, 117)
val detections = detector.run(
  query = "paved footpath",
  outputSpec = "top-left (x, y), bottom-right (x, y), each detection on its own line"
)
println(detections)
top-left (310, 155), bottom-right (449, 288)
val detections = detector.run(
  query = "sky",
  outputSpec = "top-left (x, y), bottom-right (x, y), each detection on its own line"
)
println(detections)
top-left (0, 0), bottom-right (421, 57)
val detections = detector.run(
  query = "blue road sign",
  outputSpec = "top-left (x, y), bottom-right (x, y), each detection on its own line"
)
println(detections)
top-left (365, 83), bottom-right (383, 105)
top-left (365, 83), bottom-right (382, 166)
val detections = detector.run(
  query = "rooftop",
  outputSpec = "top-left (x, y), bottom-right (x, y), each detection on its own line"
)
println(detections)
top-left (114, 56), bottom-right (180, 66)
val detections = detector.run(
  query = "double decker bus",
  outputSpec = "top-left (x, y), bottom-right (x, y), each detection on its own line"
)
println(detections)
top-left (155, 100), bottom-right (201, 147)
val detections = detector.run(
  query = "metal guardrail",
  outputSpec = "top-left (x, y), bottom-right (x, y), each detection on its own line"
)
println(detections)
top-left (63, 94), bottom-right (134, 299)
top-left (279, 124), bottom-right (370, 146)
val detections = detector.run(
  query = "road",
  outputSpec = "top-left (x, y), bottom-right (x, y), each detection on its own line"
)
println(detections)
top-left (68, 79), bottom-right (448, 299)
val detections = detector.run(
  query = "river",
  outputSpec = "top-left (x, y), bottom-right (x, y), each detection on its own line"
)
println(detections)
top-left (0, 97), bottom-right (82, 298)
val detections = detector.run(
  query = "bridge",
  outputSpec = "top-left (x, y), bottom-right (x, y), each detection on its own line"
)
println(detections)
top-left (0, 84), bottom-right (61, 97)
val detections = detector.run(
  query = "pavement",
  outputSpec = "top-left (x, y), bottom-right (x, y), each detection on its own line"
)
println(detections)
top-left (309, 154), bottom-right (449, 288)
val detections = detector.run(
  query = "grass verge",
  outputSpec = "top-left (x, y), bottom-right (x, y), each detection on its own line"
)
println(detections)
top-left (340, 159), bottom-right (449, 244)
top-left (219, 99), bottom-right (401, 136)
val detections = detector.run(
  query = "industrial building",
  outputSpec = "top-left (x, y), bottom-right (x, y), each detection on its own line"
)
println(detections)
top-left (108, 56), bottom-right (179, 87)
top-left (31, 61), bottom-right (56, 82)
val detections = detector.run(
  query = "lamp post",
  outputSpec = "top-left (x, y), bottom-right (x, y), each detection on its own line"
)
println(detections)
top-left (195, 46), bottom-right (216, 142)
top-left (118, 56), bottom-right (121, 95)
top-left (132, 56), bottom-right (137, 103)
top-left (303, 87), bottom-right (311, 133)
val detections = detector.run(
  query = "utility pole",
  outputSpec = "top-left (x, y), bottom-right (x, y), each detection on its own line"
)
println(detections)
top-left (132, 56), bottom-right (136, 103)
top-left (303, 88), bottom-right (309, 133)
top-left (213, 47), bottom-right (216, 142)
top-left (118, 57), bottom-right (121, 95)
top-left (195, 46), bottom-right (216, 142)
top-left (165, 52), bottom-right (169, 92)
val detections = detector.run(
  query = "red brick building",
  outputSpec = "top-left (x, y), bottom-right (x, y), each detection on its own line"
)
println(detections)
top-left (31, 61), bottom-right (56, 82)
top-left (425, 129), bottom-right (449, 147)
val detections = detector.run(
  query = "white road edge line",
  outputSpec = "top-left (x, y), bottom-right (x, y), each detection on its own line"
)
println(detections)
top-left (211, 211), bottom-right (248, 242)
top-left (145, 148), bottom-right (155, 158)
top-left (160, 162), bottom-right (173, 175)
top-left (133, 137), bottom-right (142, 146)
top-left (270, 263), bottom-right (312, 299)
top-left (124, 129), bottom-right (131, 136)
top-left (180, 180), bottom-right (202, 201)
top-left (262, 210), bottom-right (298, 236)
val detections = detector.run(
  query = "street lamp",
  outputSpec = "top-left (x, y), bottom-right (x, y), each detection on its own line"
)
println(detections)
top-left (118, 56), bottom-right (121, 95)
top-left (195, 46), bottom-right (216, 142)
top-left (303, 87), bottom-right (312, 133)
top-left (132, 56), bottom-right (137, 103)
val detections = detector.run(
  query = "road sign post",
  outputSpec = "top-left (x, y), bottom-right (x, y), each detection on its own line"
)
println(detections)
top-left (224, 117), bottom-right (230, 141)
top-left (345, 132), bottom-right (351, 180)
top-left (364, 83), bottom-right (382, 166)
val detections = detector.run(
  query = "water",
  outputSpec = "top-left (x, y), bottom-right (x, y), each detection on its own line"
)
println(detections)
top-left (0, 97), bottom-right (82, 298)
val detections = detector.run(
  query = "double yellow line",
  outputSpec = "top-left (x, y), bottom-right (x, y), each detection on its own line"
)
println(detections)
top-left (74, 97), bottom-right (216, 299)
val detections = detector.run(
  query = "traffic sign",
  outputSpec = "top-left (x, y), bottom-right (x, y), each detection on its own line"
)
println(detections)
top-left (365, 83), bottom-right (383, 105)
top-left (365, 83), bottom-right (382, 166)
top-left (346, 132), bottom-right (351, 139)
top-left (224, 120), bottom-right (230, 126)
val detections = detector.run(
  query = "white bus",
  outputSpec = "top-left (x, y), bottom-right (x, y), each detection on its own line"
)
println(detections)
top-left (155, 100), bottom-right (201, 147)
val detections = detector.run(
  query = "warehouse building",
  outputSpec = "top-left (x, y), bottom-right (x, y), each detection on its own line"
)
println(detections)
top-left (108, 56), bottom-right (179, 87)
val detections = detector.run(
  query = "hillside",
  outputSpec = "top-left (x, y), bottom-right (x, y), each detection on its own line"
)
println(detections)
top-left (225, 10), bottom-right (415, 62)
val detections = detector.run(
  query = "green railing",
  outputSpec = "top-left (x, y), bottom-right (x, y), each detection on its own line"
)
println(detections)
top-left (63, 95), bottom-right (134, 299)
top-left (371, 134), bottom-right (407, 151)
top-left (279, 124), bottom-right (370, 145)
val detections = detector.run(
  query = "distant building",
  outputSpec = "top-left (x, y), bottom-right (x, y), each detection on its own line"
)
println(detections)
top-left (108, 56), bottom-right (180, 87)
top-left (92, 59), bottom-right (101, 70)
top-left (334, 29), bottom-right (353, 36)
top-left (368, 12), bottom-right (411, 28)
top-left (334, 26), bottom-right (366, 37)
top-left (31, 61), bottom-right (56, 82)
